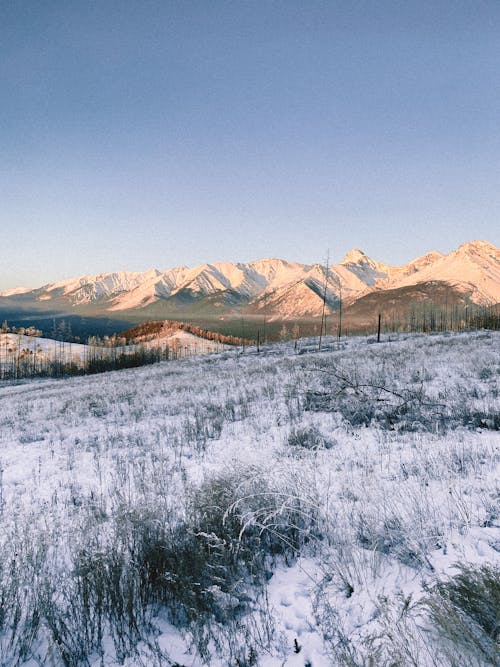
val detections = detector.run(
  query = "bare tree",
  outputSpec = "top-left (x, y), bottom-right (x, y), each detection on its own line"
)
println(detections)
top-left (318, 251), bottom-right (329, 351)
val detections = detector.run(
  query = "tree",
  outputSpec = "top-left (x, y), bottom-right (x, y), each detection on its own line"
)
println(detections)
top-left (279, 324), bottom-right (289, 341)
top-left (318, 251), bottom-right (330, 351)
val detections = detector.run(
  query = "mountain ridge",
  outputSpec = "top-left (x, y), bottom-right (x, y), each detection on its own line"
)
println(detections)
top-left (1, 240), bottom-right (498, 321)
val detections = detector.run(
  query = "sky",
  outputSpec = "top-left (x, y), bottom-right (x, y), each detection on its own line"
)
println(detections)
top-left (1, 1), bottom-right (500, 290)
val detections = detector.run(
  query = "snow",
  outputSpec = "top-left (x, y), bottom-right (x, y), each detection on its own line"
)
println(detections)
top-left (380, 240), bottom-right (500, 304)
top-left (340, 248), bottom-right (369, 264)
top-left (0, 286), bottom-right (32, 296)
top-left (254, 279), bottom-right (336, 320)
top-left (0, 333), bottom-right (89, 363)
top-left (0, 329), bottom-right (498, 665)
top-left (141, 328), bottom-right (228, 354)
top-left (0, 329), bottom-right (227, 370)
top-left (45, 269), bottom-right (162, 301)
top-left (3, 241), bottom-right (499, 318)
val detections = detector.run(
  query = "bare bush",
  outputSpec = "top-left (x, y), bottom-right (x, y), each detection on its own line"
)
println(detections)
top-left (424, 563), bottom-right (500, 664)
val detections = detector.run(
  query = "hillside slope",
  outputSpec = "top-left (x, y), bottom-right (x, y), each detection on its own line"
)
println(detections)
top-left (0, 331), bottom-right (498, 665)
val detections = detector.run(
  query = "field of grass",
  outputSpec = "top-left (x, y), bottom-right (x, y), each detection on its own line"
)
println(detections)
top-left (0, 330), bottom-right (498, 666)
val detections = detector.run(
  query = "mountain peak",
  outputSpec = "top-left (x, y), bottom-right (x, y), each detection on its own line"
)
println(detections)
top-left (341, 248), bottom-right (369, 264)
top-left (1, 240), bottom-right (498, 318)
top-left (408, 250), bottom-right (444, 268)
top-left (456, 240), bottom-right (499, 255)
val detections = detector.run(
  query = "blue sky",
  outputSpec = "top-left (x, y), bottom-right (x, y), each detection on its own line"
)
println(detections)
top-left (1, 1), bottom-right (499, 289)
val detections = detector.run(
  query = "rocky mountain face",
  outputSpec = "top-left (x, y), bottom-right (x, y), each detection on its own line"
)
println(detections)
top-left (1, 241), bottom-right (498, 322)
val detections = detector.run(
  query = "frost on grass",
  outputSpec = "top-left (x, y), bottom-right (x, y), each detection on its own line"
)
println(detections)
top-left (0, 330), bottom-right (498, 666)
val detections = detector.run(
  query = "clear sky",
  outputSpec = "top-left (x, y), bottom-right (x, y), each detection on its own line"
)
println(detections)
top-left (1, 1), bottom-right (499, 289)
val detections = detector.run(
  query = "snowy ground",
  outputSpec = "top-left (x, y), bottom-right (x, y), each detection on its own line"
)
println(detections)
top-left (0, 330), bottom-right (226, 370)
top-left (0, 330), bottom-right (498, 666)
top-left (140, 329), bottom-right (228, 355)
top-left (0, 332), bottom-right (89, 363)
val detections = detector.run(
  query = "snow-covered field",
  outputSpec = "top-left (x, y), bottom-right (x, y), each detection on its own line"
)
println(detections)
top-left (0, 330), bottom-right (498, 666)
top-left (0, 330), bottom-right (226, 373)
top-left (0, 333), bottom-right (89, 363)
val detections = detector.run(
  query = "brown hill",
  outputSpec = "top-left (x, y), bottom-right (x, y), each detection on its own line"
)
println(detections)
top-left (333, 281), bottom-right (477, 334)
top-left (119, 320), bottom-right (252, 346)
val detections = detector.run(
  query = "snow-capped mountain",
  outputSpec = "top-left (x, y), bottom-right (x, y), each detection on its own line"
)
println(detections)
top-left (0, 286), bottom-right (33, 297)
top-left (1, 240), bottom-right (498, 321)
top-left (380, 240), bottom-right (500, 305)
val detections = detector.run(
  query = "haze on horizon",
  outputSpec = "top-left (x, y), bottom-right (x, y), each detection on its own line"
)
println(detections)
top-left (1, 1), bottom-right (499, 291)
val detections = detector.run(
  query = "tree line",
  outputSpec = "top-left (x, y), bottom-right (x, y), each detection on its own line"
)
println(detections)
top-left (119, 319), bottom-right (252, 347)
top-left (1, 303), bottom-right (498, 381)
top-left (0, 320), bottom-right (241, 381)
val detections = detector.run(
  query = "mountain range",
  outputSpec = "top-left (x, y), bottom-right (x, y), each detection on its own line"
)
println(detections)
top-left (1, 241), bottom-right (499, 331)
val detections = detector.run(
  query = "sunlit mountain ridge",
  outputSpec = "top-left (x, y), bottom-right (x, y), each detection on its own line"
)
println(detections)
top-left (1, 241), bottom-right (498, 322)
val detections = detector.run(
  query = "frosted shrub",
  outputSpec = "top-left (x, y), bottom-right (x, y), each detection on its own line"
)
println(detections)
top-left (0, 330), bottom-right (498, 664)
top-left (286, 426), bottom-right (333, 450)
top-left (425, 563), bottom-right (500, 664)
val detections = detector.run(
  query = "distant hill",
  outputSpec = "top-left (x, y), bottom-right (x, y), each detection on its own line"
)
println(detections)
top-left (337, 281), bottom-right (474, 333)
top-left (120, 320), bottom-right (250, 346)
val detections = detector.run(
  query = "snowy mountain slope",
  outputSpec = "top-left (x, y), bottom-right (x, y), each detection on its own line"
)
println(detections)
top-left (0, 286), bottom-right (32, 297)
top-left (337, 248), bottom-right (390, 287)
top-left (106, 270), bottom-right (192, 311)
top-left (339, 248), bottom-right (446, 298)
top-left (332, 241), bottom-right (500, 306)
top-left (251, 279), bottom-right (334, 320)
top-left (36, 269), bottom-right (164, 305)
top-left (2, 241), bottom-right (498, 319)
top-left (386, 240), bottom-right (500, 304)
